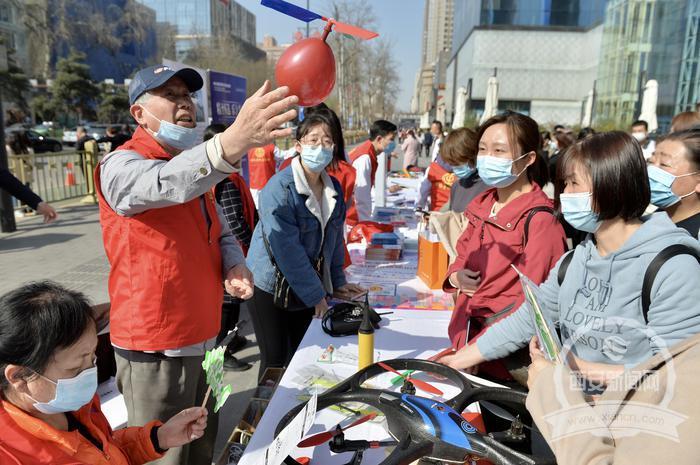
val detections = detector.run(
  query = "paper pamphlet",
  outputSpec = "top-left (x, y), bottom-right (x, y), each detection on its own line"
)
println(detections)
top-left (255, 393), bottom-right (318, 465)
top-left (510, 265), bottom-right (562, 363)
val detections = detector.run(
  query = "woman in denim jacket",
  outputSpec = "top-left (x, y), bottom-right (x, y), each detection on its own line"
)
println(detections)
top-left (246, 113), bottom-right (364, 378)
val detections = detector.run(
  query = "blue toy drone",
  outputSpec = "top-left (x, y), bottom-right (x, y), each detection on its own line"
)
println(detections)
top-left (276, 359), bottom-right (556, 465)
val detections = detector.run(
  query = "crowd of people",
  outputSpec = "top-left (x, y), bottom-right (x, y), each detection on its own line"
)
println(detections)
top-left (1, 61), bottom-right (700, 465)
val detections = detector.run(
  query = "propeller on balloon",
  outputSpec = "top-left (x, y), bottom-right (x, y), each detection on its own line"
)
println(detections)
top-left (260, 0), bottom-right (378, 106)
top-left (298, 412), bottom-right (378, 448)
top-left (377, 362), bottom-right (444, 396)
top-left (261, 0), bottom-right (378, 39)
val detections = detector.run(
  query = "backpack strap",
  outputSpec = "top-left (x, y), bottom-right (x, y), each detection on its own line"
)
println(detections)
top-left (523, 206), bottom-right (555, 246)
top-left (641, 244), bottom-right (700, 323)
top-left (557, 250), bottom-right (575, 286)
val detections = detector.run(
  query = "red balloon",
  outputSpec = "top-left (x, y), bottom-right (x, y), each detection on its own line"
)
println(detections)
top-left (275, 38), bottom-right (336, 107)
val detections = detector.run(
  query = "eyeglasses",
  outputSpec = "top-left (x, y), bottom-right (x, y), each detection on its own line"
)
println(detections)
top-left (300, 136), bottom-right (334, 149)
top-left (156, 89), bottom-right (197, 104)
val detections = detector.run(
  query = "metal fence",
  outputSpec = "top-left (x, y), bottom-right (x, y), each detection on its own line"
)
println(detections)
top-left (7, 130), bottom-right (369, 209)
top-left (8, 141), bottom-right (101, 210)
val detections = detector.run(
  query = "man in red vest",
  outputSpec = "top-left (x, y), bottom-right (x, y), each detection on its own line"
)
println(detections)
top-left (347, 120), bottom-right (397, 225)
top-left (94, 65), bottom-right (298, 465)
top-left (247, 143), bottom-right (281, 207)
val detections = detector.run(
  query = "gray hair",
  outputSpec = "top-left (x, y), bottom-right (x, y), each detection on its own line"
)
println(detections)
top-left (134, 92), bottom-right (152, 105)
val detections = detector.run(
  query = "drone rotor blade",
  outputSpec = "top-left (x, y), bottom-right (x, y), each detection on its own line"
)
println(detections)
top-left (297, 431), bottom-right (335, 448)
top-left (407, 377), bottom-right (444, 396)
top-left (297, 413), bottom-right (377, 448)
top-left (261, 0), bottom-right (323, 22)
top-left (378, 361), bottom-right (405, 378)
top-left (344, 412), bottom-right (378, 430)
top-left (330, 20), bottom-right (379, 40)
top-left (480, 401), bottom-right (532, 430)
top-left (378, 362), bottom-right (443, 396)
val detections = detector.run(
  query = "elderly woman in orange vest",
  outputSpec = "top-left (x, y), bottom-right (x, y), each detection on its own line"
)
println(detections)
top-left (0, 281), bottom-right (208, 465)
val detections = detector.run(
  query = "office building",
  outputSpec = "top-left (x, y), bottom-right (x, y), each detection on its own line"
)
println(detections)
top-left (444, 0), bottom-right (607, 126)
top-left (137, 0), bottom-right (257, 61)
top-left (413, 0), bottom-right (454, 119)
top-left (0, 0), bottom-right (28, 71)
top-left (596, 0), bottom-right (699, 129)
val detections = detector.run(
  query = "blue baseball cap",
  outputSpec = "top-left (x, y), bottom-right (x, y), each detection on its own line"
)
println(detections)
top-left (128, 65), bottom-right (204, 105)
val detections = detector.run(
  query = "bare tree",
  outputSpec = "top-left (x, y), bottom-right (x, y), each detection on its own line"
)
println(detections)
top-left (184, 35), bottom-right (273, 97)
top-left (368, 39), bottom-right (400, 119)
top-left (326, 0), bottom-right (377, 129)
top-left (19, 0), bottom-right (158, 80)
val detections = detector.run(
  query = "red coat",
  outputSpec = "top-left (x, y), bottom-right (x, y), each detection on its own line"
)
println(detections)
top-left (247, 144), bottom-right (277, 190)
top-left (427, 161), bottom-right (456, 211)
top-left (95, 127), bottom-right (223, 351)
top-left (0, 396), bottom-right (163, 464)
top-left (347, 140), bottom-right (378, 225)
top-left (444, 183), bottom-right (566, 376)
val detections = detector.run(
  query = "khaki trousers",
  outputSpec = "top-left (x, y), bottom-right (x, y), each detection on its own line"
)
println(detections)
top-left (115, 353), bottom-right (218, 465)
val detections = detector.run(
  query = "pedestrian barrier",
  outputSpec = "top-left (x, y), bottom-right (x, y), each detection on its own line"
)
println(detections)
top-left (8, 142), bottom-right (101, 208)
top-left (8, 131), bottom-right (368, 210)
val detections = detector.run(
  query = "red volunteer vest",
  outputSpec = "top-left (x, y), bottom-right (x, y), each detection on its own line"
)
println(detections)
top-left (427, 161), bottom-right (456, 211)
top-left (95, 127), bottom-right (223, 351)
top-left (247, 144), bottom-right (277, 190)
top-left (347, 140), bottom-right (378, 225)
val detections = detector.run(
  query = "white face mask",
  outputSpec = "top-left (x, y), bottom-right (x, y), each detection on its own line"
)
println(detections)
top-left (29, 366), bottom-right (98, 414)
top-left (143, 107), bottom-right (198, 150)
top-left (631, 131), bottom-right (647, 142)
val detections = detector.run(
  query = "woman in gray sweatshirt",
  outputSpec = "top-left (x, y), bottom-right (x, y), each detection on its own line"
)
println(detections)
top-left (439, 131), bottom-right (700, 386)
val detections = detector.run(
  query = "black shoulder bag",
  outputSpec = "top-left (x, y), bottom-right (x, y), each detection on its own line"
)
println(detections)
top-left (261, 224), bottom-right (325, 311)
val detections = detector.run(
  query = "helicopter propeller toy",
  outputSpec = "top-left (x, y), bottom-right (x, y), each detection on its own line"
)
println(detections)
top-left (260, 0), bottom-right (379, 106)
top-left (276, 359), bottom-right (556, 465)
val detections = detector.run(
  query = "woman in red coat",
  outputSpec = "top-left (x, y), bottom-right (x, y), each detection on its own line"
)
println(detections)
top-left (442, 111), bottom-right (567, 381)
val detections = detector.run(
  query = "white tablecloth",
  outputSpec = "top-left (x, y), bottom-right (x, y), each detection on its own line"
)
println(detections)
top-left (238, 309), bottom-right (455, 465)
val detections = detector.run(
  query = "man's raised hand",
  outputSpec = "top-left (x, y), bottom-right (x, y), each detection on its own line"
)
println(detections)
top-left (220, 81), bottom-right (298, 164)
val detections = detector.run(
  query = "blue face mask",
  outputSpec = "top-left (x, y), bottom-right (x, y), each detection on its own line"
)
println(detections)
top-left (301, 144), bottom-right (333, 173)
top-left (144, 108), bottom-right (199, 151)
top-left (452, 163), bottom-right (476, 179)
top-left (560, 192), bottom-right (601, 233)
top-left (647, 165), bottom-right (698, 208)
top-left (384, 140), bottom-right (397, 154)
top-left (30, 366), bottom-right (98, 414)
top-left (476, 153), bottom-right (528, 188)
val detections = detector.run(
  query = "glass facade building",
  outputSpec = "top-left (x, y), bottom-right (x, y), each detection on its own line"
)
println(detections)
top-left (595, 0), bottom-right (692, 129)
top-left (452, 0), bottom-right (607, 58)
top-left (137, 0), bottom-right (256, 61)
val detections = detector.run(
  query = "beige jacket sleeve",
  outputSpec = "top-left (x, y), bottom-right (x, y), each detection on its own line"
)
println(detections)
top-left (526, 345), bottom-right (700, 465)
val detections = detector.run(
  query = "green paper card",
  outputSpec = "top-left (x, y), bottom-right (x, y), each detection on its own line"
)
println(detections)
top-left (202, 347), bottom-right (233, 412)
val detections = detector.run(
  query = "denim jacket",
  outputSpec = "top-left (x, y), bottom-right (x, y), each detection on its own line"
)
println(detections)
top-left (247, 164), bottom-right (347, 307)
